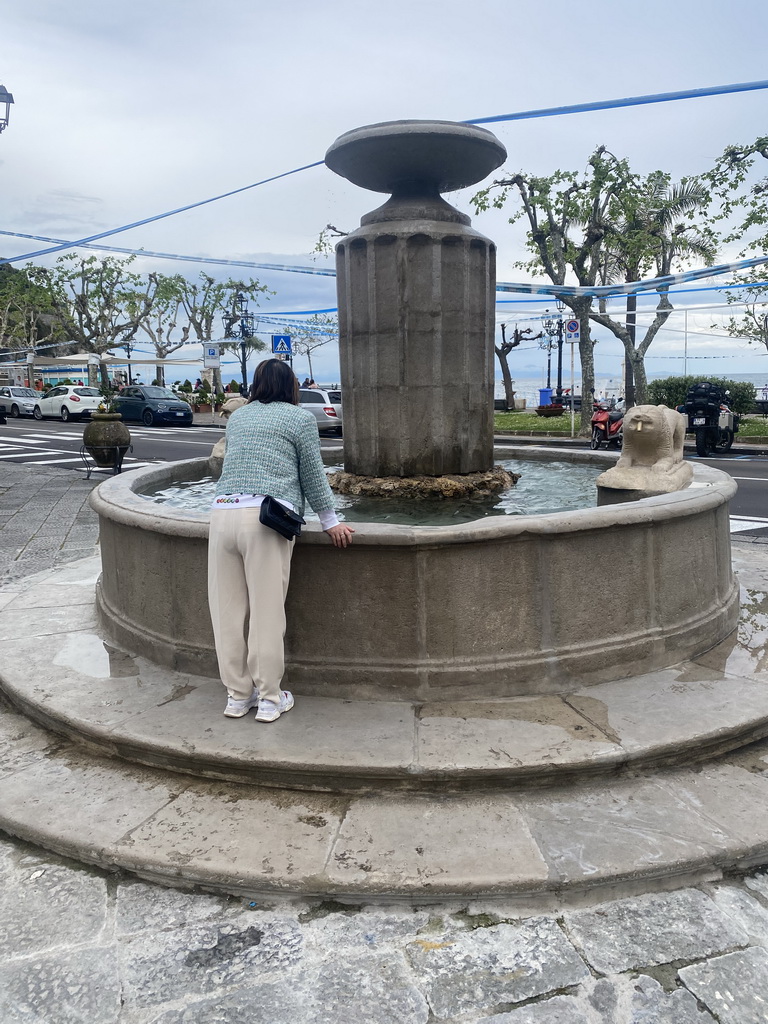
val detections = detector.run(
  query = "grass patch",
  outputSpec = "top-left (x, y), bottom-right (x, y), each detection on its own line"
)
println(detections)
top-left (737, 415), bottom-right (768, 437)
top-left (494, 411), bottom-right (768, 438)
top-left (494, 411), bottom-right (578, 434)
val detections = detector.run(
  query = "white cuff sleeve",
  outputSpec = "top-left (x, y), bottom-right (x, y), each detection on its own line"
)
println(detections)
top-left (318, 509), bottom-right (340, 531)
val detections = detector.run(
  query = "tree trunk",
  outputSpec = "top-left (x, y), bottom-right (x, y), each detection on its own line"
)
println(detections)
top-left (630, 352), bottom-right (648, 404)
top-left (495, 347), bottom-right (515, 409)
top-left (156, 365), bottom-right (165, 385)
top-left (570, 301), bottom-right (594, 435)
top-left (307, 351), bottom-right (314, 380)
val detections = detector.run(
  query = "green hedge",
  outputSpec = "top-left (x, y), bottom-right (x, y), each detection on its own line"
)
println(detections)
top-left (646, 376), bottom-right (756, 415)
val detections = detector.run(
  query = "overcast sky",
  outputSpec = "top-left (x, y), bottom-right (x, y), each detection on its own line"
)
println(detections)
top-left (2, 0), bottom-right (767, 385)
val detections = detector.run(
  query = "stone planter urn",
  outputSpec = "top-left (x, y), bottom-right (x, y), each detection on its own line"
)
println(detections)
top-left (83, 412), bottom-right (131, 470)
top-left (535, 405), bottom-right (565, 418)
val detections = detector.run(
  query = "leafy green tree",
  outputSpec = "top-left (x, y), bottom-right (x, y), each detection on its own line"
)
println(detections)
top-left (474, 149), bottom-right (719, 423)
top-left (474, 147), bottom-right (637, 431)
top-left (716, 268), bottom-right (768, 352)
top-left (701, 139), bottom-right (768, 354)
top-left (590, 174), bottom-right (716, 404)
top-left (27, 254), bottom-right (160, 384)
top-left (172, 273), bottom-right (270, 391)
top-left (290, 313), bottom-right (337, 380)
top-left (135, 273), bottom-right (192, 385)
top-left (0, 263), bottom-right (63, 353)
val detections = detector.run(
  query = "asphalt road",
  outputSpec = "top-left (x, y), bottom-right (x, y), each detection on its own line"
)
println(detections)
top-left (1, 416), bottom-right (766, 532)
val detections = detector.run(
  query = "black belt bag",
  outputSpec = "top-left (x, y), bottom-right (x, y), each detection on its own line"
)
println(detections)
top-left (259, 495), bottom-right (305, 541)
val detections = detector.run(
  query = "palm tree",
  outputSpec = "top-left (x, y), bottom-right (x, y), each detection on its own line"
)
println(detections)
top-left (591, 174), bottom-right (717, 405)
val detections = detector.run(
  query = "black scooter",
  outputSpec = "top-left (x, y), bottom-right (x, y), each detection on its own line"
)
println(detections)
top-left (684, 381), bottom-right (739, 456)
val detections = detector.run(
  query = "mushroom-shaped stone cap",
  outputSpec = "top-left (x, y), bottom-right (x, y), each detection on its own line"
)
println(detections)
top-left (325, 120), bottom-right (507, 195)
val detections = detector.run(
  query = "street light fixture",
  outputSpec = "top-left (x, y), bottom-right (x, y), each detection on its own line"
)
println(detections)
top-left (0, 85), bottom-right (14, 134)
top-left (543, 299), bottom-right (566, 403)
top-left (222, 292), bottom-right (257, 395)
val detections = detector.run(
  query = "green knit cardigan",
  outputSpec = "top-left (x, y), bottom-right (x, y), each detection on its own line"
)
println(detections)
top-left (215, 401), bottom-right (335, 516)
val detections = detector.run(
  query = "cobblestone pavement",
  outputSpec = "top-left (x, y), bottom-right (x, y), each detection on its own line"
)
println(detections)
top-left (2, 464), bottom-right (768, 1021)
top-left (2, 833), bottom-right (768, 1023)
top-left (0, 463), bottom-right (100, 587)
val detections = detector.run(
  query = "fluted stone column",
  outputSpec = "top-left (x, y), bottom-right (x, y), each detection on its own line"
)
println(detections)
top-left (326, 121), bottom-right (506, 479)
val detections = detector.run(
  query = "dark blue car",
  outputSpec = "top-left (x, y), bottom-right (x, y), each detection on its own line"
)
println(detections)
top-left (113, 385), bottom-right (193, 427)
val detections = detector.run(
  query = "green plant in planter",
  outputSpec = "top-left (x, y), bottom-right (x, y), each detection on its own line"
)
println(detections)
top-left (96, 381), bottom-right (120, 413)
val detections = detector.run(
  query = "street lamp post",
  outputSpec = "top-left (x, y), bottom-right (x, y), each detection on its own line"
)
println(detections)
top-left (222, 292), bottom-right (256, 395)
top-left (543, 300), bottom-right (566, 403)
top-left (0, 86), bottom-right (14, 134)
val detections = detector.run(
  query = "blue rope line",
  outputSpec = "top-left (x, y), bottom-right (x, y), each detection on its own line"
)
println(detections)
top-left (0, 161), bottom-right (324, 266)
top-left (2, 79), bottom-right (767, 267)
top-left (0, 231), bottom-right (338, 277)
top-left (464, 80), bottom-right (768, 125)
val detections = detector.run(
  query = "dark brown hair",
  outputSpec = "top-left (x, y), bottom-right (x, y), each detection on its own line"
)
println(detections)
top-left (248, 359), bottom-right (300, 405)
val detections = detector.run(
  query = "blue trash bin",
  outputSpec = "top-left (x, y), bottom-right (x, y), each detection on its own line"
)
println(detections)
top-left (538, 387), bottom-right (553, 406)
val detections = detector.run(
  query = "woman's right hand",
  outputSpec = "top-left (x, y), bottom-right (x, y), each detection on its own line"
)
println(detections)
top-left (325, 524), bottom-right (355, 548)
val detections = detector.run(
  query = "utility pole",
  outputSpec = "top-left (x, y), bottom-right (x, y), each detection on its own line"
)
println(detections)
top-left (625, 287), bottom-right (636, 409)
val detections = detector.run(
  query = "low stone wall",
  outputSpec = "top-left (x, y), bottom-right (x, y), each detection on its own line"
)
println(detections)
top-left (90, 453), bottom-right (738, 702)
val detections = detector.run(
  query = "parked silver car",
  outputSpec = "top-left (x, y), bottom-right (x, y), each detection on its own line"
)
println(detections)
top-left (299, 387), bottom-right (343, 436)
top-left (0, 386), bottom-right (40, 418)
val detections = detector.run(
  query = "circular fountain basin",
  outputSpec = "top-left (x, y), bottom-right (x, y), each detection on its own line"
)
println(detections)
top-left (89, 451), bottom-right (738, 702)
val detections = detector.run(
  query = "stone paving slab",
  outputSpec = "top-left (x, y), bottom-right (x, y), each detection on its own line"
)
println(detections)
top-left (2, 834), bottom-right (768, 1022)
top-left (563, 889), bottom-right (748, 974)
top-left (679, 946), bottom-right (768, 1023)
top-left (0, 462), bottom-right (100, 587)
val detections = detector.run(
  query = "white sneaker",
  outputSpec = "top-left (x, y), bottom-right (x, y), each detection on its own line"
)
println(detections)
top-left (223, 690), bottom-right (259, 718)
top-left (254, 690), bottom-right (294, 723)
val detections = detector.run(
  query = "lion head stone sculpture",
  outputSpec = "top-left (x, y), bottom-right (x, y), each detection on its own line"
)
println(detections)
top-left (597, 404), bottom-right (692, 496)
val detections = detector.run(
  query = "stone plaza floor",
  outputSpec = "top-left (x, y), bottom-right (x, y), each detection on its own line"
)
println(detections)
top-left (2, 462), bottom-right (768, 1022)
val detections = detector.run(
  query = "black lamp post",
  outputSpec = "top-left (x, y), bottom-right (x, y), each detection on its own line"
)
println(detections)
top-left (543, 300), bottom-right (566, 403)
top-left (0, 85), bottom-right (14, 134)
top-left (222, 292), bottom-right (256, 395)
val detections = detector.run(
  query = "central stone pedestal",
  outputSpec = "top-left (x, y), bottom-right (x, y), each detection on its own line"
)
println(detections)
top-left (325, 120), bottom-right (507, 478)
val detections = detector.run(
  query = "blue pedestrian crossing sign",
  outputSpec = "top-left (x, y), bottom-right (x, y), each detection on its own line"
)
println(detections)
top-left (271, 334), bottom-right (292, 355)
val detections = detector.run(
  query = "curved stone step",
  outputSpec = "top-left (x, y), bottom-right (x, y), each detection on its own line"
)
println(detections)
top-left (3, 697), bottom-right (768, 904)
top-left (1, 556), bottom-right (767, 792)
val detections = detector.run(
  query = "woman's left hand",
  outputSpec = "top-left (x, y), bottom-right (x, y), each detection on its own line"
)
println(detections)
top-left (325, 524), bottom-right (355, 548)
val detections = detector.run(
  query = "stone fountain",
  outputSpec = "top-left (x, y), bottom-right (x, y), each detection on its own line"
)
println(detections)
top-left (88, 120), bottom-right (738, 700)
top-left (0, 120), bottom-right (756, 907)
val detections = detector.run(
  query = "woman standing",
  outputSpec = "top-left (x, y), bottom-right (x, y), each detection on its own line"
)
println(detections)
top-left (208, 359), bottom-right (353, 723)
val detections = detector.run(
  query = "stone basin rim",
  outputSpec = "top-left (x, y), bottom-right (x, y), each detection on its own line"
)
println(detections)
top-left (89, 456), bottom-right (737, 545)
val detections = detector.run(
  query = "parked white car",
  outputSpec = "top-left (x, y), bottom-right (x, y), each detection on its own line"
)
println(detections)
top-left (35, 385), bottom-right (103, 421)
top-left (0, 386), bottom-right (40, 418)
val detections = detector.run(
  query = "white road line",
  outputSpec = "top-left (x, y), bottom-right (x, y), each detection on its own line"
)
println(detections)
top-left (0, 451), bottom-right (51, 459)
top-left (19, 433), bottom-right (83, 441)
top-left (731, 520), bottom-right (768, 533)
top-left (731, 476), bottom-right (768, 482)
top-left (24, 457), bottom-right (85, 465)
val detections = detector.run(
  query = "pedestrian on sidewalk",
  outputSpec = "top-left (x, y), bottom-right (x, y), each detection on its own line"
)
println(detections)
top-left (207, 358), bottom-right (354, 723)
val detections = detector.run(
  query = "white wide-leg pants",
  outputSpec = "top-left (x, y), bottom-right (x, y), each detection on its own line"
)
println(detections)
top-left (207, 508), bottom-right (294, 704)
